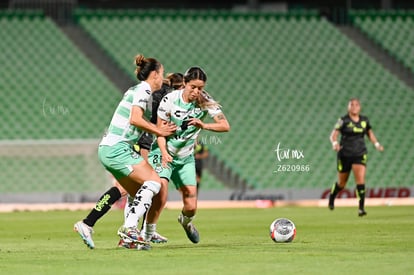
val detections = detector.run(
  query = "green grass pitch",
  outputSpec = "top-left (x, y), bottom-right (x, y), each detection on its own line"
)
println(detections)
top-left (0, 205), bottom-right (413, 274)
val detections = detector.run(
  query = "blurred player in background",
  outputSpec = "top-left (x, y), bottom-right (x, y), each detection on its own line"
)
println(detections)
top-left (74, 54), bottom-right (176, 249)
top-left (120, 66), bottom-right (230, 249)
top-left (194, 138), bottom-right (209, 195)
top-left (328, 98), bottom-right (384, 216)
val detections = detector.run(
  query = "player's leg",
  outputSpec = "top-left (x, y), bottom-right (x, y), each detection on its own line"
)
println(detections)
top-left (135, 133), bottom-right (152, 229)
top-left (115, 177), bottom-right (132, 230)
top-left (140, 149), bottom-right (172, 244)
top-left (117, 161), bottom-right (161, 245)
top-left (195, 159), bottom-right (202, 196)
top-left (141, 177), bottom-right (169, 243)
top-left (196, 176), bottom-right (200, 195)
top-left (95, 142), bottom-right (161, 247)
top-left (133, 134), bottom-right (151, 229)
top-left (174, 157), bottom-right (199, 243)
top-left (74, 185), bottom-right (123, 248)
top-left (118, 139), bottom-right (151, 248)
top-left (112, 177), bottom-right (128, 210)
top-left (74, 174), bottom-right (127, 248)
top-left (177, 185), bottom-right (199, 243)
top-left (352, 156), bottom-right (367, 216)
top-left (117, 194), bottom-right (136, 248)
top-left (139, 148), bottom-right (150, 161)
top-left (329, 154), bottom-right (351, 210)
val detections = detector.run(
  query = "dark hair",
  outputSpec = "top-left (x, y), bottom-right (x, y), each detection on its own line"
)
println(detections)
top-left (134, 54), bottom-right (162, 81)
top-left (166, 72), bottom-right (184, 90)
top-left (184, 67), bottom-right (207, 83)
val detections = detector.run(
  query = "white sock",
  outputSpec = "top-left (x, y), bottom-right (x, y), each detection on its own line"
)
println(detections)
top-left (124, 181), bottom-right (161, 228)
top-left (143, 223), bottom-right (156, 241)
top-left (123, 195), bottom-right (134, 225)
top-left (141, 221), bottom-right (147, 235)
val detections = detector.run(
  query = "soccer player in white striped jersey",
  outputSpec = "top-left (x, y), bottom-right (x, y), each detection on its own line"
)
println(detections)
top-left (74, 54), bottom-right (176, 249)
top-left (123, 66), bottom-right (230, 248)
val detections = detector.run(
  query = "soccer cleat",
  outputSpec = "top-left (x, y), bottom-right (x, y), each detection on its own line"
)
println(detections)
top-left (137, 243), bottom-right (152, 251)
top-left (178, 215), bottom-right (200, 244)
top-left (117, 238), bottom-right (138, 249)
top-left (117, 226), bottom-right (141, 243)
top-left (358, 209), bottom-right (367, 217)
top-left (74, 221), bottom-right (95, 249)
top-left (328, 194), bottom-right (335, 210)
top-left (151, 232), bottom-right (168, 243)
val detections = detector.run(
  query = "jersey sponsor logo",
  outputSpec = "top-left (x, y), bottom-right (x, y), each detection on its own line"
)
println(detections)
top-left (174, 110), bottom-right (187, 118)
top-left (353, 127), bottom-right (363, 133)
top-left (346, 121), bottom-right (364, 133)
top-left (173, 108), bottom-right (203, 120)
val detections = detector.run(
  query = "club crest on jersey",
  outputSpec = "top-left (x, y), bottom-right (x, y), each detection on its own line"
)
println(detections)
top-left (154, 163), bottom-right (163, 173)
top-left (194, 108), bottom-right (202, 115)
top-left (131, 150), bottom-right (140, 159)
top-left (361, 121), bottom-right (367, 128)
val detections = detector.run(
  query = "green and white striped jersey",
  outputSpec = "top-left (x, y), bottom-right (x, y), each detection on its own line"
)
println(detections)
top-left (156, 89), bottom-right (222, 158)
top-left (100, 81), bottom-right (152, 146)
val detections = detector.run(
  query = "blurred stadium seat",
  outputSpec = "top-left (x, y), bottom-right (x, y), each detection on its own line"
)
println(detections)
top-left (350, 10), bottom-right (414, 73)
top-left (76, 10), bottom-right (414, 191)
top-left (0, 11), bottom-right (121, 199)
top-left (1, 9), bottom-right (413, 201)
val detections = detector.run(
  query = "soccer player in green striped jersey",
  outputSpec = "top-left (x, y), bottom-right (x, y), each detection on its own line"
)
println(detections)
top-left (124, 66), bottom-right (230, 248)
top-left (118, 72), bottom-right (184, 247)
top-left (74, 54), bottom-right (176, 249)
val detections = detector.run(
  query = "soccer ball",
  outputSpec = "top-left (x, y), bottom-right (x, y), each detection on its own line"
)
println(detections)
top-left (269, 218), bottom-right (296, 243)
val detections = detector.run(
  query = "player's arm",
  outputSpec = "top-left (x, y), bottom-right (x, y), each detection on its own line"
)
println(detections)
top-left (189, 112), bottom-right (230, 132)
top-left (130, 106), bottom-right (176, 137)
top-left (329, 129), bottom-right (340, 151)
top-left (330, 118), bottom-right (343, 151)
top-left (155, 96), bottom-right (174, 166)
top-left (150, 89), bottom-right (164, 124)
top-left (156, 117), bottom-right (173, 167)
top-left (367, 129), bottom-right (384, 151)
